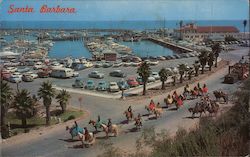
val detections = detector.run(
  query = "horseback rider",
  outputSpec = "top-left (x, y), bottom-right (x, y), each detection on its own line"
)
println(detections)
top-left (135, 113), bottom-right (142, 126)
top-left (156, 102), bottom-right (161, 108)
top-left (202, 84), bottom-right (208, 94)
top-left (84, 127), bottom-right (90, 141)
top-left (149, 99), bottom-right (155, 110)
top-left (107, 118), bottom-right (112, 132)
top-left (165, 94), bottom-right (173, 108)
top-left (172, 91), bottom-right (179, 101)
top-left (127, 105), bottom-right (133, 118)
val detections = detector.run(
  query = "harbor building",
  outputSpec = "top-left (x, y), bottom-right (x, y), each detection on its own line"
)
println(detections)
top-left (174, 23), bottom-right (249, 42)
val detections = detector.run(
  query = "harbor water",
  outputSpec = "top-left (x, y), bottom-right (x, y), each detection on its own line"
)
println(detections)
top-left (120, 41), bottom-right (175, 57)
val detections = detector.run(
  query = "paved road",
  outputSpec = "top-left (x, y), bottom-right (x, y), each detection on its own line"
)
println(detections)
top-left (2, 47), bottom-right (249, 157)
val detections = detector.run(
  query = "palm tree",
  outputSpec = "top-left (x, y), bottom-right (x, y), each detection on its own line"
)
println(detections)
top-left (13, 89), bottom-right (35, 128)
top-left (38, 81), bottom-right (55, 125)
top-left (243, 20), bottom-right (247, 35)
top-left (159, 68), bottom-right (172, 90)
top-left (193, 61), bottom-right (200, 76)
top-left (137, 62), bottom-right (151, 95)
top-left (211, 43), bottom-right (221, 67)
top-left (178, 64), bottom-right (187, 83)
top-left (198, 50), bottom-right (209, 74)
top-left (0, 80), bottom-right (12, 133)
top-left (56, 89), bottom-right (71, 113)
top-left (208, 52), bottom-right (215, 71)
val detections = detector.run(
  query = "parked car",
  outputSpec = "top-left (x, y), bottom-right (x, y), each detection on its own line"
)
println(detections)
top-left (5, 67), bottom-right (17, 73)
top-left (33, 62), bottom-right (44, 70)
top-left (72, 78), bottom-right (84, 88)
top-left (117, 80), bottom-right (130, 90)
top-left (127, 78), bottom-right (139, 87)
top-left (151, 72), bottom-right (160, 80)
top-left (136, 77), bottom-right (143, 85)
top-left (17, 67), bottom-right (30, 73)
top-left (113, 62), bottom-right (123, 67)
top-left (123, 62), bottom-right (132, 67)
top-left (103, 62), bottom-right (113, 68)
top-left (88, 71), bottom-right (104, 79)
top-left (148, 76), bottom-right (156, 82)
top-left (11, 72), bottom-right (22, 79)
top-left (1, 71), bottom-right (11, 81)
top-left (50, 68), bottom-right (74, 78)
top-left (94, 62), bottom-right (103, 68)
top-left (25, 71), bottom-right (38, 79)
top-left (96, 81), bottom-right (108, 91)
top-left (72, 63), bottom-right (86, 71)
top-left (37, 70), bottom-right (50, 78)
top-left (9, 75), bottom-right (22, 83)
top-left (73, 72), bottom-right (79, 77)
top-left (22, 74), bottom-right (34, 82)
top-left (109, 70), bottom-right (126, 78)
top-left (108, 82), bottom-right (120, 92)
top-left (131, 62), bottom-right (141, 67)
top-left (84, 62), bottom-right (93, 68)
top-left (85, 80), bottom-right (95, 90)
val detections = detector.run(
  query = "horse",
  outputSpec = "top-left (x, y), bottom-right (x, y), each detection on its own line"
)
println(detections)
top-left (188, 102), bottom-right (207, 119)
top-left (145, 105), bottom-right (154, 115)
top-left (153, 107), bottom-right (163, 119)
top-left (206, 101), bottom-right (220, 117)
top-left (124, 111), bottom-right (133, 123)
top-left (134, 118), bottom-right (142, 131)
top-left (66, 125), bottom-right (84, 139)
top-left (213, 90), bottom-right (228, 104)
top-left (100, 123), bottom-right (118, 138)
top-left (77, 132), bottom-right (95, 148)
top-left (89, 120), bottom-right (106, 132)
top-left (164, 97), bottom-right (174, 108)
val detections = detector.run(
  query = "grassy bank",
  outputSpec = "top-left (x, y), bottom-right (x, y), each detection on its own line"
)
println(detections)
top-left (5, 109), bottom-right (84, 136)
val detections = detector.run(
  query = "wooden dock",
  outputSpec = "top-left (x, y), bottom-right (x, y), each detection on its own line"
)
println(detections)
top-left (146, 37), bottom-right (193, 53)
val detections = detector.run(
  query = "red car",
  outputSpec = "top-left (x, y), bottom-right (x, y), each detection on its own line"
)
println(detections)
top-left (127, 78), bottom-right (139, 87)
top-left (1, 71), bottom-right (11, 81)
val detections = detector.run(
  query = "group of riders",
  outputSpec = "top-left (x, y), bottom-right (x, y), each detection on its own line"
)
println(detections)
top-left (68, 82), bottom-right (226, 146)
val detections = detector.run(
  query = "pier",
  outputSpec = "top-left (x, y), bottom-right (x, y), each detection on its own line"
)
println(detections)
top-left (146, 37), bottom-right (193, 53)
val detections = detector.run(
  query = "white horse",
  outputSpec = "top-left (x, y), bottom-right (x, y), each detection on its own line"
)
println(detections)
top-left (100, 124), bottom-right (118, 138)
top-left (77, 132), bottom-right (95, 148)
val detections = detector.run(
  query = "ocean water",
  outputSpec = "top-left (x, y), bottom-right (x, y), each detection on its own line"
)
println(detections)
top-left (48, 40), bottom-right (92, 59)
top-left (120, 41), bottom-right (175, 57)
top-left (1, 20), bottom-right (249, 32)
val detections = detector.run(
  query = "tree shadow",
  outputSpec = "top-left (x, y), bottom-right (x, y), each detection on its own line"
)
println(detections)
top-left (128, 127), bottom-right (140, 132)
top-left (58, 138), bottom-right (79, 142)
top-left (10, 124), bottom-right (38, 129)
top-left (167, 108), bottom-right (178, 111)
top-left (119, 120), bottom-right (129, 124)
top-left (183, 116), bottom-right (199, 119)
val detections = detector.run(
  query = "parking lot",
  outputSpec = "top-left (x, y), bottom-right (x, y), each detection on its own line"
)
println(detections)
top-left (7, 56), bottom-right (198, 96)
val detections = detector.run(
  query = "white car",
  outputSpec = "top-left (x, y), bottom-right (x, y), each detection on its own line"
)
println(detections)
top-left (9, 75), bottom-right (22, 83)
top-left (84, 62), bottom-right (93, 68)
top-left (11, 72), bottom-right (23, 79)
top-left (25, 71), bottom-right (38, 79)
top-left (151, 72), bottom-right (160, 80)
top-left (33, 62), bottom-right (44, 70)
top-left (131, 62), bottom-right (141, 67)
top-left (113, 62), bottom-right (123, 67)
top-left (109, 82), bottom-right (120, 92)
top-left (148, 76), bottom-right (156, 82)
top-left (5, 67), bottom-right (17, 73)
top-left (73, 72), bottom-right (79, 77)
top-left (149, 60), bottom-right (159, 66)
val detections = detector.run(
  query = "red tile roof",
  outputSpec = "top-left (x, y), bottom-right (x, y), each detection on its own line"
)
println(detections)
top-left (196, 26), bottom-right (239, 33)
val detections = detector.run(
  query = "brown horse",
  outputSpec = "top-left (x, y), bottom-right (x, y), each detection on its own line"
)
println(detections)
top-left (134, 118), bottom-right (142, 130)
top-left (206, 101), bottom-right (220, 117)
top-left (188, 102), bottom-right (207, 119)
top-left (124, 111), bottom-right (133, 123)
top-left (213, 90), bottom-right (228, 104)
top-left (153, 107), bottom-right (163, 119)
top-left (100, 124), bottom-right (118, 138)
top-left (77, 132), bottom-right (95, 148)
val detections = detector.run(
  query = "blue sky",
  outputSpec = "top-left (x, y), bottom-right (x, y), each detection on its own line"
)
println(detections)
top-left (0, 0), bottom-right (249, 21)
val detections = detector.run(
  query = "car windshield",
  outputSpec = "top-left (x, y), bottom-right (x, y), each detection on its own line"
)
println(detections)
top-left (87, 81), bottom-right (93, 84)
